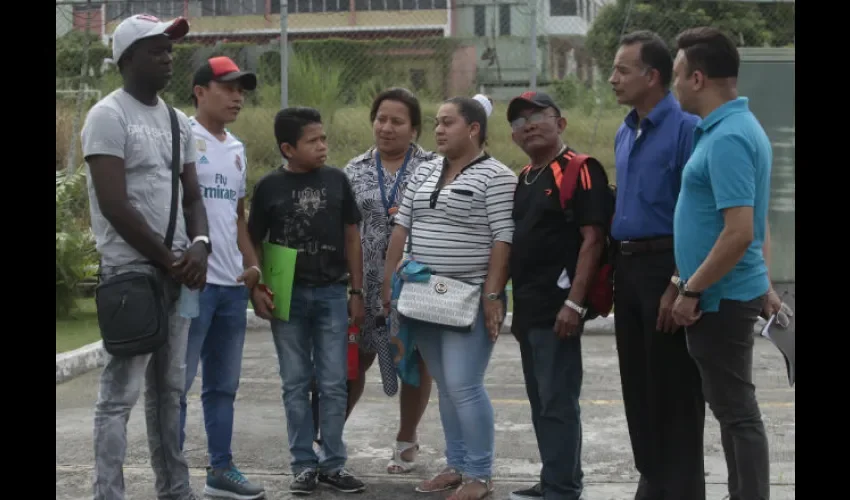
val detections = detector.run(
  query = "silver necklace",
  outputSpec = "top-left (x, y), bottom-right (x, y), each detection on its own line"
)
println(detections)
top-left (524, 145), bottom-right (567, 185)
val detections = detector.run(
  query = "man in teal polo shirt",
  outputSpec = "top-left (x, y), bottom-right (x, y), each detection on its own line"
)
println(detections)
top-left (670, 26), bottom-right (772, 500)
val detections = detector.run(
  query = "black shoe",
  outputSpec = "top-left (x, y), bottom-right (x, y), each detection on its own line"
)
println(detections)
top-left (290, 469), bottom-right (318, 496)
top-left (318, 468), bottom-right (366, 493)
top-left (511, 482), bottom-right (543, 499)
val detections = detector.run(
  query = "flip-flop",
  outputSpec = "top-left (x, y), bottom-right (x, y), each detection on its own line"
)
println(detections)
top-left (447, 477), bottom-right (494, 500)
top-left (387, 441), bottom-right (419, 474)
top-left (414, 467), bottom-right (463, 493)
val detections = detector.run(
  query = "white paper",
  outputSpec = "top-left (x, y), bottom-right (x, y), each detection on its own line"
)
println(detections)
top-left (557, 269), bottom-right (571, 290)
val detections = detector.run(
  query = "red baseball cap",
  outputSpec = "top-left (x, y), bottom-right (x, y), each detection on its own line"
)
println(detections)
top-left (192, 56), bottom-right (257, 91)
top-left (507, 91), bottom-right (561, 122)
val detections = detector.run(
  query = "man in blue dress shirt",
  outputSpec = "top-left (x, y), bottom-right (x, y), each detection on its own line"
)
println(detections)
top-left (608, 30), bottom-right (706, 500)
top-left (671, 27), bottom-right (773, 500)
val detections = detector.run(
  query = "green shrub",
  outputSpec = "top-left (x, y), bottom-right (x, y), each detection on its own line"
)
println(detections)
top-left (56, 170), bottom-right (98, 319)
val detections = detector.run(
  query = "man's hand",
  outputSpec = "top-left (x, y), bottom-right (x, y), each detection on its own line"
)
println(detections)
top-left (237, 266), bottom-right (261, 290)
top-left (251, 285), bottom-right (275, 320)
top-left (671, 295), bottom-right (702, 327)
top-left (172, 242), bottom-right (209, 290)
top-left (483, 297), bottom-right (503, 342)
top-left (656, 283), bottom-right (679, 333)
top-left (554, 305), bottom-right (582, 339)
top-left (349, 294), bottom-right (365, 326)
top-left (761, 287), bottom-right (781, 319)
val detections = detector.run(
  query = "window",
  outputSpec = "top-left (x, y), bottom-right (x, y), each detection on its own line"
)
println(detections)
top-left (369, 0), bottom-right (385, 9)
top-left (473, 5), bottom-right (486, 37)
top-left (270, 0), bottom-right (281, 13)
top-left (550, 0), bottom-right (577, 16)
top-left (498, 4), bottom-right (510, 36)
top-left (434, 0), bottom-right (447, 8)
top-left (327, 0), bottom-right (347, 12)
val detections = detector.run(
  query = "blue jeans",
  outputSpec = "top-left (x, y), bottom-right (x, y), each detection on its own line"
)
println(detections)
top-left (411, 300), bottom-right (498, 480)
top-left (515, 327), bottom-right (584, 500)
top-left (270, 283), bottom-right (349, 475)
top-left (179, 283), bottom-right (250, 470)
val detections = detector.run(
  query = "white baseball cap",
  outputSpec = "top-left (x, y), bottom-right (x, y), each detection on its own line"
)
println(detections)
top-left (111, 13), bottom-right (190, 63)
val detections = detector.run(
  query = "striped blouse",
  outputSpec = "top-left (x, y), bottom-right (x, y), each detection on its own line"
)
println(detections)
top-left (395, 154), bottom-right (518, 285)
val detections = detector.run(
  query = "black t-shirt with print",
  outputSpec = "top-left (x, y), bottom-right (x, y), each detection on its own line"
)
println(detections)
top-left (510, 149), bottom-right (611, 332)
top-left (248, 165), bottom-right (362, 287)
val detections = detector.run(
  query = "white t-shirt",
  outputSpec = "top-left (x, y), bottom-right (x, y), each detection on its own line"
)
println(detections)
top-left (81, 89), bottom-right (196, 268)
top-left (189, 117), bottom-right (248, 287)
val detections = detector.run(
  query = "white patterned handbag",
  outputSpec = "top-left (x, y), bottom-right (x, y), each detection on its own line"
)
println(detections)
top-left (397, 273), bottom-right (481, 330)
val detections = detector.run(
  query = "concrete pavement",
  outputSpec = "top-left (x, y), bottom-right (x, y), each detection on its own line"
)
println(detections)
top-left (56, 329), bottom-right (796, 499)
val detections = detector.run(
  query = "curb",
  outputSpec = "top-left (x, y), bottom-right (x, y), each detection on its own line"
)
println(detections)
top-left (56, 340), bottom-right (106, 384)
top-left (57, 312), bottom-right (769, 384)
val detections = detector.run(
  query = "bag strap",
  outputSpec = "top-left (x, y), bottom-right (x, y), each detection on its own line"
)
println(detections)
top-left (559, 152), bottom-right (591, 209)
top-left (164, 104), bottom-right (181, 250)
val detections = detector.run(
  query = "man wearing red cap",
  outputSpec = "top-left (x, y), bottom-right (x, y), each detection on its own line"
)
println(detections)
top-left (81, 13), bottom-right (208, 500)
top-left (178, 56), bottom-right (266, 499)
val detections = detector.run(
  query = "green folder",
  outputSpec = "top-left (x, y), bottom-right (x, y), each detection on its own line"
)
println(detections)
top-left (261, 241), bottom-right (298, 321)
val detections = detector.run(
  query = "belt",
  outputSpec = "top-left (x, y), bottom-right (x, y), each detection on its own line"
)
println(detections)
top-left (617, 236), bottom-right (674, 256)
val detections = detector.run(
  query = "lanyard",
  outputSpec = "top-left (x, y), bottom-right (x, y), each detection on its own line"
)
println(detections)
top-left (375, 145), bottom-right (413, 216)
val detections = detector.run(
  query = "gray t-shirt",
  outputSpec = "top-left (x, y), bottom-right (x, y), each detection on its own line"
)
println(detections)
top-left (81, 88), bottom-right (197, 268)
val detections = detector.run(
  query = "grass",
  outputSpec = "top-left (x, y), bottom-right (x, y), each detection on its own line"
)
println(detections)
top-left (56, 297), bottom-right (101, 354)
top-left (56, 100), bottom-right (627, 192)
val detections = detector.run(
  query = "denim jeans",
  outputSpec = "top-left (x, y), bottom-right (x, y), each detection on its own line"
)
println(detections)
top-left (410, 299), bottom-right (498, 480)
top-left (515, 327), bottom-right (584, 500)
top-left (270, 283), bottom-right (349, 475)
top-left (93, 263), bottom-right (194, 500)
top-left (178, 283), bottom-right (250, 470)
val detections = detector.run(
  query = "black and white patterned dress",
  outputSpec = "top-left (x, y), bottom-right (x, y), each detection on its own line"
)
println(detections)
top-left (344, 143), bottom-right (440, 396)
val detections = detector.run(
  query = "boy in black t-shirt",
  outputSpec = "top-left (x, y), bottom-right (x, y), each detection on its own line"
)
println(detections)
top-left (247, 107), bottom-right (366, 495)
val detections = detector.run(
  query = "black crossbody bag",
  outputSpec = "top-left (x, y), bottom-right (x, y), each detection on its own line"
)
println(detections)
top-left (95, 104), bottom-right (181, 357)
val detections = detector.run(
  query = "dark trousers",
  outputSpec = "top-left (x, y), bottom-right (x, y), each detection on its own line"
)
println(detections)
top-left (614, 250), bottom-right (706, 500)
top-left (686, 297), bottom-right (770, 500)
top-left (515, 327), bottom-right (584, 500)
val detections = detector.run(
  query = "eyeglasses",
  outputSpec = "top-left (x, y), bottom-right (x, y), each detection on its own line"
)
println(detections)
top-left (510, 112), bottom-right (559, 130)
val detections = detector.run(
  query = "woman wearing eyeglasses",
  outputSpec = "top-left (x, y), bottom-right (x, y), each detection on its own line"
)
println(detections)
top-left (382, 95), bottom-right (516, 500)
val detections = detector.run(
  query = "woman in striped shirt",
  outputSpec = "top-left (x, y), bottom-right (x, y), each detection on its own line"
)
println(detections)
top-left (382, 96), bottom-right (517, 499)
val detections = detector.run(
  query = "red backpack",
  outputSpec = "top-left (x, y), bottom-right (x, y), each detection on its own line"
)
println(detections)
top-left (520, 150), bottom-right (616, 319)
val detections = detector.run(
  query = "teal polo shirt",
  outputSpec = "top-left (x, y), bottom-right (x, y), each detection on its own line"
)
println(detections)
top-left (673, 97), bottom-right (772, 313)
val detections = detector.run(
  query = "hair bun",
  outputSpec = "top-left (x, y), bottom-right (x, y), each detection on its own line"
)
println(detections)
top-left (473, 94), bottom-right (493, 118)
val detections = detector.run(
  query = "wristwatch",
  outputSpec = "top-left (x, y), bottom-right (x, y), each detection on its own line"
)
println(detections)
top-left (192, 235), bottom-right (212, 254)
top-left (564, 299), bottom-right (587, 318)
top-left (485, 292), bottom-right (500, 301)
top-left (349, 288), bottom-right (363, 296)
top-left (676, 279), bottom-right (701, 298)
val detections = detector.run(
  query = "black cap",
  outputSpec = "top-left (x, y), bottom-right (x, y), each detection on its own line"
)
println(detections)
top-left (506, 91), bottom-right (561, 122)
top-left (192, 55), bottom-right (257, 91)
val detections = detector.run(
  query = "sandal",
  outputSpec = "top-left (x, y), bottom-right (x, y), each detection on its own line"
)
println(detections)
top-left (447, 477), bottom-right (494, 500)
top-left (387, 440), bottom-right (419, 474)
top-left (414, 466), bottom-right (463, 493)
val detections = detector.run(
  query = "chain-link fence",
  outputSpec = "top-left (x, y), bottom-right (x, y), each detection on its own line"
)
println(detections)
top-left (56, 0), bottom-right (794, 277)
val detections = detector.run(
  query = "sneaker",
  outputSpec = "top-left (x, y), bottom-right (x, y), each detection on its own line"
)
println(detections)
top-left (204, 464), bottom-right (266, 500)
top-left (511, 482), bottom-right (543, 499)
top-left (318, 468), bottom-right (366, 493)
top-left (290, 469), bottom-right (318, 496)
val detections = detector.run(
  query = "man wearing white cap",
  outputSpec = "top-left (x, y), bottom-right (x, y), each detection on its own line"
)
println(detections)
top-left (81, 13), bottom-right (209, 500)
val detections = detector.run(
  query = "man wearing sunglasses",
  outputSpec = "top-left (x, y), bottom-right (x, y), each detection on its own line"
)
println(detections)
top-left (507, 91), bottom-right (612, 500)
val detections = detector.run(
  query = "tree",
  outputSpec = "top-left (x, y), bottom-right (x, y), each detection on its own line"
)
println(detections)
top-left (586, 0), bottom-right (795, 76)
